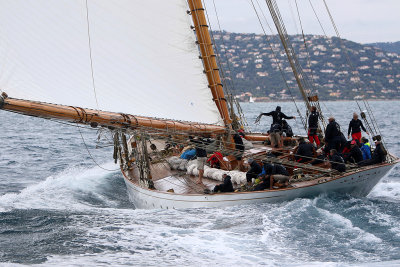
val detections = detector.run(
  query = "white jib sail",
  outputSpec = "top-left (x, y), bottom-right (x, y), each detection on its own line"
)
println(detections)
top-left (0, 0), bottom-right (223, 125)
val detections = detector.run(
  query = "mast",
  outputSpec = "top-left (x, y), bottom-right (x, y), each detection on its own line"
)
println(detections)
top-left (265, 0), bottom-right (327, 131)
top-left (187, 0), bottom-right (232, 126)
top-left (0, 94), bottom-right (226, 135)
top-left (265, 0), bottom-right (311, 112)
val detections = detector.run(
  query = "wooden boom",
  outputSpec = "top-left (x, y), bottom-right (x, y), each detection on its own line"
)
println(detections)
top-left (0, 94), bottom-right (227, 135)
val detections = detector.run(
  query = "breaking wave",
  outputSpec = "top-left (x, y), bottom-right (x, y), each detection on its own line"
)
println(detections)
top-left (0, 162), bottom-right (126, 213)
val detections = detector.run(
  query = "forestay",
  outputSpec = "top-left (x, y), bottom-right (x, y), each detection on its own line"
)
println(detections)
top-left (0, 0), bottom-right (223, 125)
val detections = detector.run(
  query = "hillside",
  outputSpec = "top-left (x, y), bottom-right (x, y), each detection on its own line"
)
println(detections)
top-left (212, 31), bottom-right (400, 101)
top-left (368, 41), bottom-right (400, 55)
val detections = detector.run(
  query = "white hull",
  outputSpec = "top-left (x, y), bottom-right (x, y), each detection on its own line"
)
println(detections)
top-left (122, 163), bottom-right (396, 209)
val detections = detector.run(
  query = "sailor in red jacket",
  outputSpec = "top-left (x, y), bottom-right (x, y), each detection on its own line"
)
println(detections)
top-left (207, 151), bottom-right (223, 168)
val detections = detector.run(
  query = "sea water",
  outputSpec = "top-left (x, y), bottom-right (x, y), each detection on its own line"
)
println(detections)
top-left (0, 101), bottom-right (399, 266)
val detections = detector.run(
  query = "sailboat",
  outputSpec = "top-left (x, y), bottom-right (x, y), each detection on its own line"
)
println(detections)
top-left (0, 0), bottom-right (397, 209)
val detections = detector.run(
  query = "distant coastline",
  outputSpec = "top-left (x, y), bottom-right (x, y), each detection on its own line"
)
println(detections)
top-left (213, 31), bottom-right (400, 101)
top-left (239, 98), bottom-right (400, 103)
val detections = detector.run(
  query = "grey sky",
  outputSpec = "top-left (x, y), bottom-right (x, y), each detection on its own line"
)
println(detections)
top-left (203, 0), bottom-right (400, 43)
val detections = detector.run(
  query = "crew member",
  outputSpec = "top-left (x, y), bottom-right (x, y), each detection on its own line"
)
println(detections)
top-left (359, 137), bottom-right (387, 166)
top-left (329, 149), bottom-right (346, 172)
top-left (259, 161), bottom-right (290, 188)
top-left (233, 133), bottom-right (245, 170)
top-left (281, 119), bottom-right (293, 137)
top-left (325, 117), bottom-right (344, 152)
top-left (344, 140), bottom-right (363, 163)
top-left (308, 106), bottom-right (320, 147)
top-left (190, 137), bottom-right (207, 184)
top-left (246, 158), bottom-right (262, 185)
top-left (348, 113), bottom-right (368, 142)
top-left (295, 137), bottom-right (316, 163)
top-left (255, 106), bottom-right (295, 128)
top-left (269, 122), bottom-right (283, 148)
top-left (360, 137), bottom-right (372, 160)
top-left (207, 151), bottom-right (223, 168)
top-left (213, 174), bottom-right (234, 193)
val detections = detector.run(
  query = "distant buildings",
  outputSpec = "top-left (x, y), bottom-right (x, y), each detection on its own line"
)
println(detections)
top-left (213, 31), bottom-right (400, 101)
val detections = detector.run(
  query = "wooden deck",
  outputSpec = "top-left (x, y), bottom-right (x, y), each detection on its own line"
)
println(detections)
top-left (123, 137), bottom-right (393, 196)
top-left (124, 163), bottom-right (220, 194)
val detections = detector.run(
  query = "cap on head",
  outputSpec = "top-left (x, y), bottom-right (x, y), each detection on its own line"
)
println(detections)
top-left (351, 140), bottom-right (357, 145)
top-left (276, 106), bottom-right (281, 112)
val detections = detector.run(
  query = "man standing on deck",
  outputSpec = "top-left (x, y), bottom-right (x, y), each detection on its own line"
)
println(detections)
top-left (308, 106), bottom-right (320, 147)
top-left (348, 113), bottom-right (368, 142)
top-left (233, 132), bottom-right (245, 170)
top-left (255, 106), bottom-right (296, 128)
top-left (325, 117), bottom-right (344, 152)
top-left (190, 137), bottom-right (207, 185)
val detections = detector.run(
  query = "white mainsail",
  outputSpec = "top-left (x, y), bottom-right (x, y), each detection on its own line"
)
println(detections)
top-left (0, 0), bottom-right (223, 125)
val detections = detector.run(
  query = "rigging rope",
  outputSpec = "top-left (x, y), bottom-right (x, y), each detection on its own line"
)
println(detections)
top-left (77, 124), bottom-right (120, 171)
top-left (308, 0), bottom-right (327, 36)
top-left (259, 0), bottom-right (319, 130)
top-left (293, 0), bottom-right (326, 129)
top-left (267, 0), bottom-right (320, 107)
top-left (250, 0), bottom-right (307, 132)
top-left (263, 0), bottom-right (332, 134)
top-left (321, 0), bottom-right (384, 145)
top-left (7, 104), bottom-right (377, 171)
top-left (287, 0), bottom-right (299, 34)
top-left (85, 0), bottom-right (100, 110)
top-left (210, 0), bottom-right (250, 130)
top-left (202, 0), bottom-right (249, 130)
top-left (6, 107), bottom-right (120, 171)
top-left (141, 131), bottom-right (360, 171)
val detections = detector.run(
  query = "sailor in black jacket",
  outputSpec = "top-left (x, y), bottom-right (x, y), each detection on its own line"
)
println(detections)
top-left (344, 140), bottom-right (363, 163)
top-left (348, 113), bottom-right (368, 142)
top-left (255, 106), bottom-right (295, 127)
top-left (329, 149), bottom-right (346, 172)
top-left (190, 137), bottom-right (208, 184)
top-left (213, 174), bottom-right (234, 193)
top-left (308, 106), bottom-right (320, 146)
top-left (325, 117), bottom-right (344, 152)
top-left (246, 158), bottom-right (262, 185)
top-left (295, 137), bottom-right (316, 163)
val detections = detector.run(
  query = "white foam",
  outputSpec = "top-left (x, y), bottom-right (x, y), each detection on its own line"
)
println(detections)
top-left (368, 179), bottom-right (400, 202)
top-left (317, 207), bottom-right (382, 244)
top-left (40, 208), bottom-right (283, 267)
top-left (0, 162), bottom-right (119, 212)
